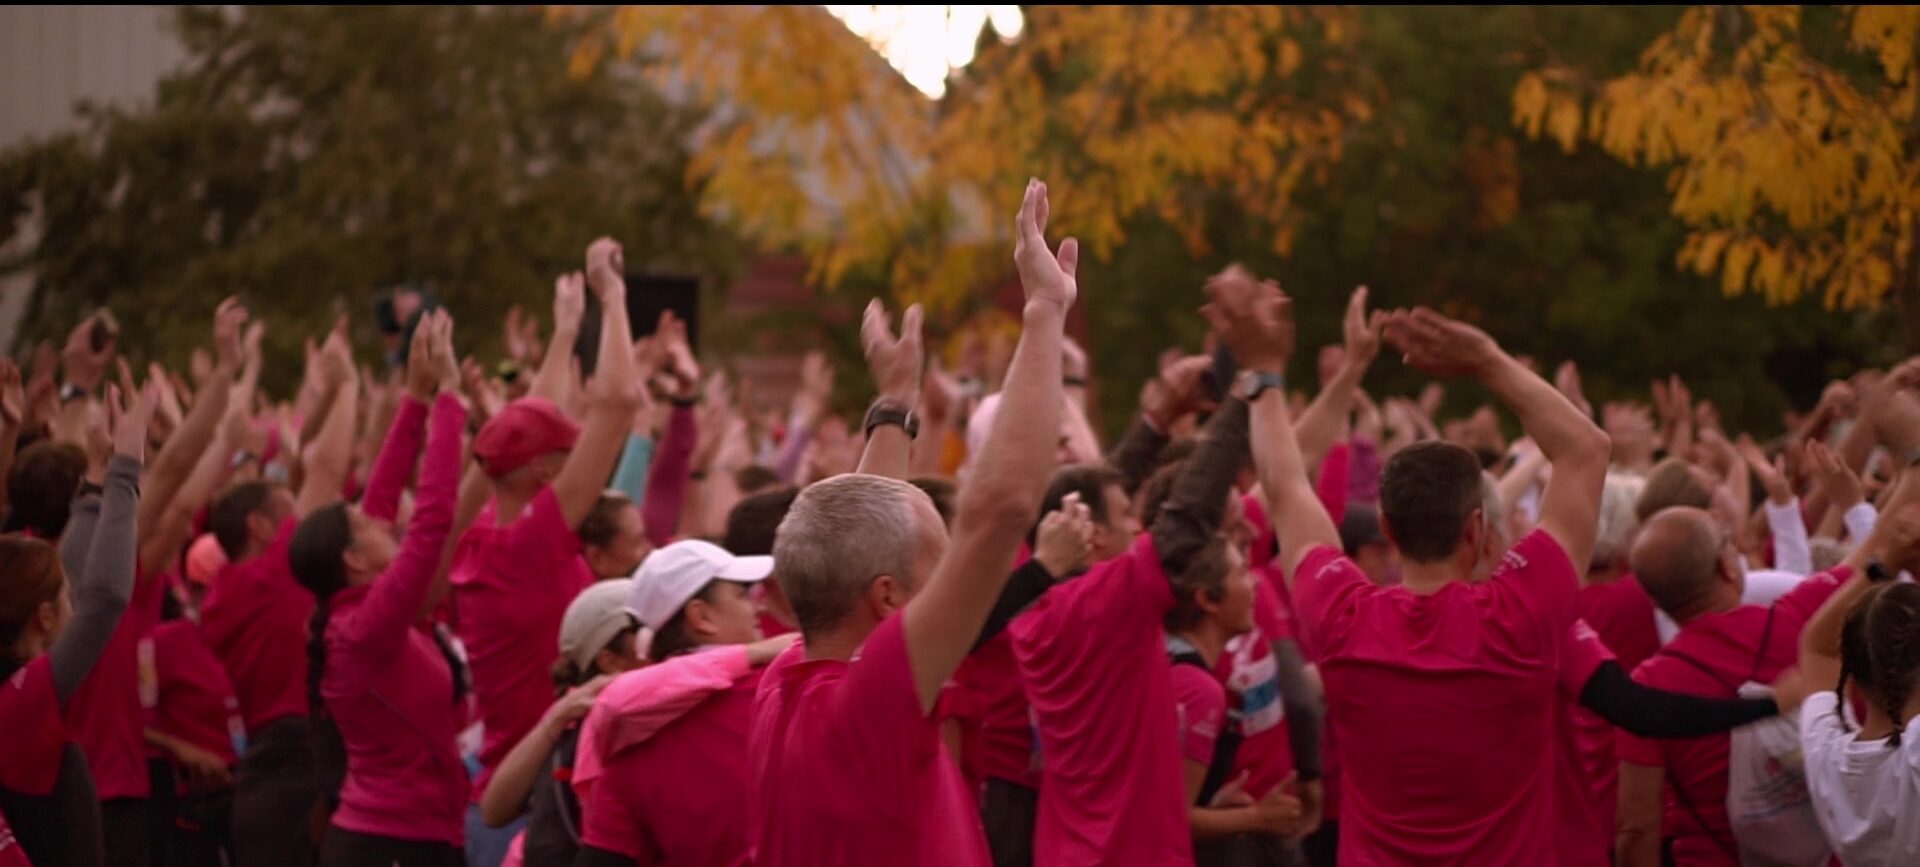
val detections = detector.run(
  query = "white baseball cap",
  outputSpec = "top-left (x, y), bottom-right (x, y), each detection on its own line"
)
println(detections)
top-left (626, 540), bottom-right (774, 631)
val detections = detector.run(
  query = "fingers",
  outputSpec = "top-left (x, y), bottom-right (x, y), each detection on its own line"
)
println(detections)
top-left (1056, 236), bottom-right (1079, 277)
top-left (1015, 179), bottom-right (1040, 249)
top-left (1033, 179), bottom-right (1050, 237)
top-left (900, 303), bottom-right (924, 351)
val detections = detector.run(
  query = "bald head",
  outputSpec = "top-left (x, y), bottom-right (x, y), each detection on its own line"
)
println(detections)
top-left (1629, 506), bottom-right (1725, 619)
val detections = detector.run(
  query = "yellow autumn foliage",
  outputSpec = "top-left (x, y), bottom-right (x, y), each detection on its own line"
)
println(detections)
top-left (557, 5), bottom-right (1371, 312)
top-left (1513, 5), bottom-right (1920, 314)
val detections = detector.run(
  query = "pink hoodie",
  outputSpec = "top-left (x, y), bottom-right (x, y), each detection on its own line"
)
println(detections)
top-left (571, 646), bottom-right (750, 805)
top-left (320, 394), bottom-right (468, 844)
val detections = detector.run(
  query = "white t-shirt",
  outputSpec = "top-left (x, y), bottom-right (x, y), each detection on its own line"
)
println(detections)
top-left (1797, 691), bottom-right (1920, 867)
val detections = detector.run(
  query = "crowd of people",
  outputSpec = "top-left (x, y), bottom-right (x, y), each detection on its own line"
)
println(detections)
top-left (0, 178), bottom-right (1915, 867)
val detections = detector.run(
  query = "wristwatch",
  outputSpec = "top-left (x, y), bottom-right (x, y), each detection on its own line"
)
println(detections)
top-left (1232, 369), bottom-right (1286, 402)
top-left (59, 383), bottom-right (89, 405)
top-left (864, 400), bottom-right (920, 440)
top-left (1867, 559), bottom-right (1895, 583)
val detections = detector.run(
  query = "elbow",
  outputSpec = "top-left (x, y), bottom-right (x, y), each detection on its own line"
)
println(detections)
top-left (1577, 427), bottom-right (1612, 462)
top-left (478, 795), bottom-right (515, 830)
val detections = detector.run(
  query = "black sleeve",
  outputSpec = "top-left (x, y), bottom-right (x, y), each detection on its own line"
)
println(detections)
top-left (972, 559), bottom-right (1056, 652)
top-left (1577, 660), bottom-right (1778, 738)
top-left (1149, 399), bottom-right (1250, 585)
top-left (1270, 638), bottom-right (1324, 780)
top-left (1106, 414), bottom-right (1171, 494)
top-left (572, 844), bottom-right (640, 867)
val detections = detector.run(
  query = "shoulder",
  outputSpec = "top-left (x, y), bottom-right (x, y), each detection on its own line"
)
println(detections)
top-left (1493, 530), bottom-right (1577, 583)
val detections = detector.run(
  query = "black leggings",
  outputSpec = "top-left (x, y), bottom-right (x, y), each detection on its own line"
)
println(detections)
top-left (228, 718), bottom-right (321, 867)
top-left (981, 778), bottom-right (1038, 867)
top-left (319, 827), bottom-right (462, 867)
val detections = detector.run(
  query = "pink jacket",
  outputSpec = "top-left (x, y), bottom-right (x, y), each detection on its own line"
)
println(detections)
top-left (572, 647), bottom-right (750, 804)
top-left (321, 394), bottom-right (468, 844)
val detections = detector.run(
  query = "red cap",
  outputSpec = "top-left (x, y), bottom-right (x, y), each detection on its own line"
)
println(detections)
top-left (474, 398), bottom-right (581, 477)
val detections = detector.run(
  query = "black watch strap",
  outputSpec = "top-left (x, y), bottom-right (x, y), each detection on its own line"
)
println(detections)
top-left (864, 400), bottom-right (919, 440)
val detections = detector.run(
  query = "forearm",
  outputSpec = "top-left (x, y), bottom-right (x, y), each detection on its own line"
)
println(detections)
top-left (1189, 806), bottom-right (1264, 840)
top-left (1871, 389), bottom-right (1920, 455)
top-left (1579, 662), bottom-right (1775, 738)
top-left (973, 560), bottom-right (1055, 652)
top-left (141, 426), bottom-right (236, 577)
top-left (1152, 399), bottom-right (1250, 579)
top-left (609, 434), bottom-right (655, 505)
top-left (51, 454), bottom-right (141, 703)
top-left (1480, 354), bottom-right (1600, 463)
top-left (1272, 640), bottom-right (1324, 780)
top-left (529, 324), bottom-right (581, 404)
top-left (481, 714), bottom-right (562, 827)
top-left (1615, 829), bottom-right (1660, 867)
top-left (856, 421), bottom-right (913, 480)
top-left (1107, 414), bottom-right (1171, 494)
top-left (361, 396), bottom-right (429, 522)
top-left (641, 404), bottom-right (697, 546)
top-left (1294, 362), bottom-right (1365, 469)
top-left (140, 360), bottom-right (234, 531)
top-left (1764, 498), bottom-right (1812, 575)
top-left (1250, 388), bottom-right (1338, 577)
top-left (773, 419), bottom-right (814, 484)
top-left (298, 380), bottom-right (359, 513)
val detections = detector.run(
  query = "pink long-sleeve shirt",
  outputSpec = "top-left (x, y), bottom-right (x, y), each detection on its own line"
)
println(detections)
top-left (321, 393), bottom-right (468, 845)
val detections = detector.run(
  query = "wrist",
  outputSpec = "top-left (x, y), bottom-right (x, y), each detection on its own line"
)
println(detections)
top-left (1021, 300), bottom-right (1069, 325)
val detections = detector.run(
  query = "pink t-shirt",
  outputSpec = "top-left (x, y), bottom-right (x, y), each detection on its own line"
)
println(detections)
top-left (66, 566), bottom-right (166, 799)
top-left (0, 658), bottom-right (65, 796)
top-left (1215, 578), bottom-right (1297, 796)
top-left (1617, 568), bottom-right (1847, 867)
top-left (201, 519), bottom-right (313, 734)
top-left (1553, 620), bottom-right (1617, 867)
top-left (1009, 533), bottom-right (1191, 867)
top-left (1579, 574), bottom-right (1662, 675)
top-left (1293, 529), bottom-right (1578, 867)
top-left (582, 669), bottom-right (761, 866)
top-left (451, 486), bottom-right (595, 796)
top-left (147, 619), bottom-right (243, 770)
top-left (1171, 661), bottom-right (1227, 770)
top-left (943, 632), bottom-right (1037, 790)
top-left (749, 613), bottom-right (989, 867)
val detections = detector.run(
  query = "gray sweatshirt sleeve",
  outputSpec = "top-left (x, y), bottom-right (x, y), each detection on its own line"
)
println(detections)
top-left (50, 454), bottom-right (141, 705)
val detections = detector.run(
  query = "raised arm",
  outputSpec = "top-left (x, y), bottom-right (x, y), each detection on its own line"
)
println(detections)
top-left (1385, 308), bottom-right (1609, 571)
top-left (551, 240), bottom-right (646, 530)
top-left (50, 382), bottom-right (155, 705)
top-left (529, 273), bottom-right (586, 405)
top-left (296, 331), bottom-right (360, 519)
top-left (137, 300), bottom-right (244, 538)
top-left (902, 180), bottom-right (1074, 713)
top-left (1294, 288), bottom-right (1384, 469)
top-left (332, 313), bottom-right (465, 659)
top-left (855, 298), bottom-right (924, 480)
top-left (1207, 270), bottom-right (1336, 581)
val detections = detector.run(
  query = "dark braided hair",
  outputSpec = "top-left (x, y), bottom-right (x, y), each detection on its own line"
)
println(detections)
top-left (288, 503), bottom-right (353, 720)
top-left (1833, 585), bottom-right (1882, 734)
top-left (1864, 583), bottom-right (1920, 747)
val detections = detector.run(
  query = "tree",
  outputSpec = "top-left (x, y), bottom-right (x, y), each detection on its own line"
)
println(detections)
top-left (0, 5), bottom-right (738, 390)
top-left (1513, 6), bottom-right (1920, 349)
top-left (574, 5), bottom-right (1374, 312)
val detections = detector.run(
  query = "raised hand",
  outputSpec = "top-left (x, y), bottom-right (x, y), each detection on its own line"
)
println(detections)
top-left (61, 312), bottom-right (116, 391)
top-left (1382, 308), bottom-right (1501, 379)
top-left (1342, 286), bottom-right (1385, 369)
top-left (656, 311), bottom-right (701, 400)
top-left (554, 272), bottom-right (587, 334)
top-left (585, 237), bottom-right (626, 304)
top-left (318, 316), bottom-right (356, 389)
top-left (212, 298), bottom-right (248, 373)
top-left (405, 314), bottom-right (439, 400)
top-left (1033, 492), bottom-right (1096, 578)
top-left (861, 299), bottom-right (924, 404)
top-left (1815, 380), bottom-right (1857, 420)
top-left (1736, 436), bottom-right (1792, 505)
top-left (1807, 440), bottom-right (1865, 511)
top-left (113, 379), bottom-right (161, 463)
top-left (1200, 265), bottom-right (1294, 373)
top-left (1013, 179), bottom-right (1079, 311)
top-left (1556, 361), bottom-right (1592, 419)
top-left (1142, 354), bottom-right (1213, 429)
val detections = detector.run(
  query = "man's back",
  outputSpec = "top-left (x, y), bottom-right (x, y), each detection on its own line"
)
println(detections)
top-left (749, 614), bottom-right (987, 867)
top-left (1293, 530), bottom-right (1577, 866)
top-left (1009, 534), bottom-right (1191, 867)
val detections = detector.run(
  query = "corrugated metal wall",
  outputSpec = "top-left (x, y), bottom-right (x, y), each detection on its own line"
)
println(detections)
top-left (0, 5), bottom-right (182, 353)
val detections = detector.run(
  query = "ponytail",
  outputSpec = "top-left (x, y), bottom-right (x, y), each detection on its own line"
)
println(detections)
top-left (288, 503), bottom-right (353, 719)
top-left (1835, 590), bottom-right (1879, 735)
